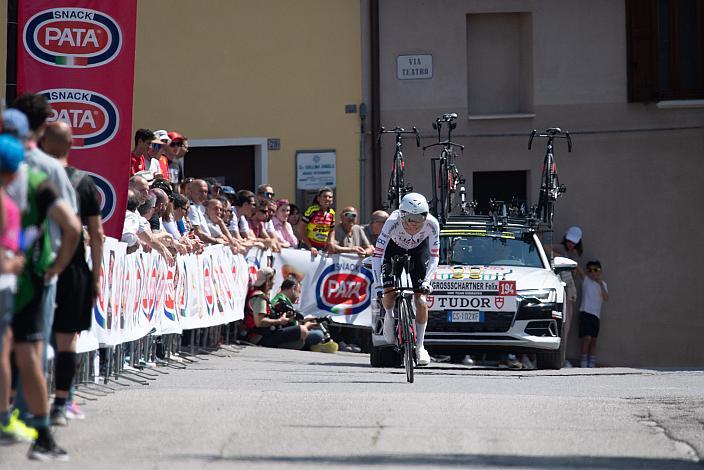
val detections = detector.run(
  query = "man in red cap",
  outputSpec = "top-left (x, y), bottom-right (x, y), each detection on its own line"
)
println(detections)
top-left (165, 131), bottom-right (186, 187)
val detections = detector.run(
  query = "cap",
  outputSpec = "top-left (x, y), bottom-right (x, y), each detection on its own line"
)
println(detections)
top-left (167, 131), bottom-right (185, 142)
top-left (221, 185), bottom-right (236, 196)
top-left (154, 130), bottom-right (170, 143)
top-left (253, 267), bottom-right (276, 287)
top-left (134, 170), bottom-right (154, 182)
top-left (2, 109), bottom-right (30, 140)
top-left (565, 226), bottom-right (582, 244)
top-left (0, 134), bottom-right (25, 173)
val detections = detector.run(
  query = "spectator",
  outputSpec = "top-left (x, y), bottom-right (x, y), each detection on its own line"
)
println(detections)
top-left (153, 130), bottom-right (170, 177)
top-left (247, 199), bottom-right (278, 250)
top-left (122, 189), bottom-right (143, 250)
top-left (362, 210), bottom-right (389, 246)
top-left (165, 131), bottom-right (186, 185)
top-left (550, 226), bottom-right (584, 367)
top-left (256, 183), bottom-right (276, 201)
top-left (272, 199), bottom-right (298, 248)
top-left (187, 179), bottom-right (224, 246)
top-left (329, 206), bottom-right (372, 257)
top-left (146, 137), bottom-right (167, 178)
top-left (298, 187), bottom-right (335, 256)
top-left (40, 121), bottom-right (104, 425)
top-left (2, 129), bottom-right (80, 459)
top-left (579, 261), bottom-right (609, 368)
top-left (271, 278), bottom-right (337, 353)
top-left (130, 128), bottom-right (153, 176)
top-left (179, 177), bottom-right (194, 196)
top-left (170, 193), bottom-right (203, 254)
top-left (126, 176), bottom-right (174, 264)
top-left (137, 193), bottom-right (158, 226)
top-left (204, 178), bottom-right (222, 199)
top-left (288, 203), bottom-right (301, 227)
top-left (0, 134), bottom-right (31, 443)
top-left (221, 185), bottom-right (237, 204)
top-left (204, 198), bottom-right (241, 250)
top-left (233, 190), bottom-right (256, 239)
top-left (243, 268), bottom-right (309, 349)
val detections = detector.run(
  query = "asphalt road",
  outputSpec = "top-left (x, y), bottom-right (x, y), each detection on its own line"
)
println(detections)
top-left (1, 345), bottom-right (703, 469)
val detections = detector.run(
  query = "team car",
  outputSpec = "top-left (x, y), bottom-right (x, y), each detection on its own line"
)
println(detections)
top-left (369, 214), bottom-right (577, 370)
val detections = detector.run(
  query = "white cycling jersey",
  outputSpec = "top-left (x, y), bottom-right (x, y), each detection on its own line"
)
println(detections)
top-left (371, 210), bottom-right (440, 284)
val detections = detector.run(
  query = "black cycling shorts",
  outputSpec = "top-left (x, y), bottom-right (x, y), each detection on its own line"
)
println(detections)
top-left (381, 239), bottom-right (429, 290)
top-left (53, 258), bottom-right (94, 334)
top-left (11, 275), bottom-right (45, 343)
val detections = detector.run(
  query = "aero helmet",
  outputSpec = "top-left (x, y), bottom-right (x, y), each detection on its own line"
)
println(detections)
top-left (399, 192), bottom-right (429, 215)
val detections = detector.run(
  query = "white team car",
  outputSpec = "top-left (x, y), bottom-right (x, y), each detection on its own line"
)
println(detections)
top-left (369, 216), bottom-right (577, 370)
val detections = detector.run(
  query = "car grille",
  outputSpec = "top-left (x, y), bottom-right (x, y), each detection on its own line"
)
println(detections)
top-left (427, 311), bottom-right (515, 333)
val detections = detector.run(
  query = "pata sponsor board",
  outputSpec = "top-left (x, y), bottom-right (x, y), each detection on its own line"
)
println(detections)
top-left (41, 88), bottom-right (119, 149)
top-left (23, 8), bottom-right (122, 68)
top-left (316, 263), bottom-right (373, 315)
top-left (427, 295), bottom-right (516, 312)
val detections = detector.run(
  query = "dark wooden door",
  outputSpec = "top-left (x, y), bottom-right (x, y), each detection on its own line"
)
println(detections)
top-left (184, 145), bottom-right (255, 192)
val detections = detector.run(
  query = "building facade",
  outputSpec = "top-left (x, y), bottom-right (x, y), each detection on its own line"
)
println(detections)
top-left (367, 0), bottom-right (704, 366)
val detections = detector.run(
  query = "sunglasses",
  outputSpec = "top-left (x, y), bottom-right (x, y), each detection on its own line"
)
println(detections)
top-left (343, 212), bottom-right (357, 219)
top-left (150, 143), bottom-right (163, 150)
top-left (262, 191), bottom-right (275, 198)
top-left (169, 141), bottom-right (184, 148)
top-left (588, 267), bottom-right (601, 272)
top-left (401, 212), bottom-right (427, 224)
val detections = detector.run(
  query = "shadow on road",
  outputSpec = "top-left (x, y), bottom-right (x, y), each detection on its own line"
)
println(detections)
top-left (170, 452), bottom-right (702, 468)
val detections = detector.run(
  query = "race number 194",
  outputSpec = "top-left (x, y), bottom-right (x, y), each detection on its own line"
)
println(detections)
top-left (498, 281), bottom-right (516, 296)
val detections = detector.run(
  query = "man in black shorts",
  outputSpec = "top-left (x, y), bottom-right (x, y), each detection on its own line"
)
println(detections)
top-left (40, 121), bottom-right (104, 425)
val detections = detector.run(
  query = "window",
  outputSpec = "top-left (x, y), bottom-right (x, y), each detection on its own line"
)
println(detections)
top-left (466, 13), bottom-right (533, 116)
top-left (627, 0), bottom-right (704, 102)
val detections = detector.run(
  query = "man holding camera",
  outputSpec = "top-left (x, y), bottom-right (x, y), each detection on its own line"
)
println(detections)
top-left (271, 278), bottom-right (337, 353)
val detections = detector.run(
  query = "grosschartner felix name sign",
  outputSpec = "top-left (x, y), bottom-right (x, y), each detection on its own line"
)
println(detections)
top-left (397, 54), bottom-right (432, 80)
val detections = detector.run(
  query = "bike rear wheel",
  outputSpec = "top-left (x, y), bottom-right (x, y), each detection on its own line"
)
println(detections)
top-left (398, 297), bottom-right (415, 383)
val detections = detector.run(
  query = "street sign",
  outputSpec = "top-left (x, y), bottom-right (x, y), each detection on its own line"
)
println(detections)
top-left (397, 54), bottom-right (433, 80)
top-left (296, 150), bottom-right (336, 190)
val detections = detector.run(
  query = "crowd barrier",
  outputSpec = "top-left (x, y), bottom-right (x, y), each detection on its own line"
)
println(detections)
top-left (77, 240), bottom-right (375, 354)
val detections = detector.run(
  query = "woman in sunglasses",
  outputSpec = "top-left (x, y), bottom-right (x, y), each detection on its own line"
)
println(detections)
top-left (371, 193), bottom-right (440, 367)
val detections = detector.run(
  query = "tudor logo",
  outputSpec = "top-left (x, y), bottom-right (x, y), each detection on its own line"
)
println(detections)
top-left (426, 295), bottom-right (435, 309)
top-left (24, 8), bottom-right (122, 68)
top-left (41, 89), bottom-right (119, 149)
top-left (494, 296), bottom-right (505, 309)
top-left (316, 264), bottom-right (373, 315)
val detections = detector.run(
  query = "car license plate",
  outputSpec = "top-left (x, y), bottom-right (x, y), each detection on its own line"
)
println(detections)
top-left (447, 311), bottom-right (483, 323)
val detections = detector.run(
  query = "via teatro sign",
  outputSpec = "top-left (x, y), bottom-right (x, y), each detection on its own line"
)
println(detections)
top-left (397, 54), bottom-right (433, 80)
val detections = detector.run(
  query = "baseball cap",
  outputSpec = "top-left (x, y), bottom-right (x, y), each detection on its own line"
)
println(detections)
top-left (167, 131), bottom-right (185, 142)
top-left (134, 170), bottom-right (154, 182)
top-left (2, 109), bottom-right (30, 140)
top-left (253, 267), bottom-right (276, 287)
top-left (221, 185), bottom-right (236, 196)
top-left (565, 226), bottom-right (582, 244)
top-left (154, 130), bottom-right (170, 143)
top-left (0, 134), bottom-right (26, 173)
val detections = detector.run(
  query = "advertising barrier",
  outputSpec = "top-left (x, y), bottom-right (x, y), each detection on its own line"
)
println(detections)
top-left (78, 245), bottom-right (375, 353)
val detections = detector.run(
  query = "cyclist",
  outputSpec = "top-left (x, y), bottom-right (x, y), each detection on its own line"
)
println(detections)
top-left (371, 193), bottom-right (440, 366)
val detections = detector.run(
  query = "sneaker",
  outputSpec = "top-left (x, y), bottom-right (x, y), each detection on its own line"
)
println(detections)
top-left (499, 355), bottom-right (522, 369)
top-left (348, 343), bottom-right (362, 353)
top-left (28, 432), bottom-right (69, 462)
top-left (65, 401), bottom-right (86, 421)
top-left (588, 358), bottom-right (597, 368)
top-left (383, 311), bottom-right (396, 344)
top-left (416, 346), bottom-right (431, 366)
top-left (563, 360), bottom-right (573, 368)
top-left (50, 407), bottom-right (68, 427)
top-left (520, 355), bottom-right (535, 370)
top-left (310, 341), bottom-right (338, 354)
top-left (580, 360), bottom-right (588, 368)
top-left (0, 410), bottom-right (38, 443)
top-left (462, 355), bottom-right (475, 366)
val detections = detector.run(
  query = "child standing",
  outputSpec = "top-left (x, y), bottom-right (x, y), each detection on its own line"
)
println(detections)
top-left (579, 260), bottom-right (609, 368)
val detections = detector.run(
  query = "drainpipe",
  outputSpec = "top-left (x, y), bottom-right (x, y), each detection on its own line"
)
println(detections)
top-left (370, 0), bottom-right (381, 210)
top-left (359, 102), bottom-right (367, 219)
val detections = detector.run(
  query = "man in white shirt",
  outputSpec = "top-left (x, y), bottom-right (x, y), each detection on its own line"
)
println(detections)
top-left (579, 260), bottom-right (609, 368)
top-left (187, 179), bottom-right (225, 246)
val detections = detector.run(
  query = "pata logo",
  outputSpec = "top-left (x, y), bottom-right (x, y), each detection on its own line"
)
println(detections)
top-left (40, 88), bottom-right (119, 149)
top-left (23, 8), bottom-right (122, 68)
top-left (316, 264), bottom-right (373, 315)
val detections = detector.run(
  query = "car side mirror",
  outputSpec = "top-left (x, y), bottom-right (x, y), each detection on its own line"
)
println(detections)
top-left (552, 256), bottom-right (577, 274)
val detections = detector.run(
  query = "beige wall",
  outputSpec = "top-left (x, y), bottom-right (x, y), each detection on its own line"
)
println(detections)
top-left (375, 0), bottom-right (704, 366)
top-left (133, 0), bottom-right (363, 209)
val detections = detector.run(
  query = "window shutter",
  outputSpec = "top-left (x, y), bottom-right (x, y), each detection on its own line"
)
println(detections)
top-left (626, 0), bottom-right (657, 102)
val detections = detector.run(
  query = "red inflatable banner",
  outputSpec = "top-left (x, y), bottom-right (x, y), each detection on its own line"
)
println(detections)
top-left (17, 0), bottom-right (137, 238)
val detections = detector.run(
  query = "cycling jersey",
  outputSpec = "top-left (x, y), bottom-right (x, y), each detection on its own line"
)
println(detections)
top-left (372, 210), bottom-right (440, 286)
top-left (301, 204), bottom-right (335, 249)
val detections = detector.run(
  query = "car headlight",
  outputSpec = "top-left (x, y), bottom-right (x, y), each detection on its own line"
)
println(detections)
top-left (516, 288), bottom-right (556, 303)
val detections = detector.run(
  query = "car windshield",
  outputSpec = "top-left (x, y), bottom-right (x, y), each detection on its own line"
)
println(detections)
top-left (445, 235), bottom-right (544, 268)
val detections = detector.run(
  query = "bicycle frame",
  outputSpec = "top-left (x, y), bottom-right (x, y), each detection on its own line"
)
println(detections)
top-left (378, 127), bottom-right (420, 211)
top-left (388, 254), bottom-right (418, 383)
top-left (528, 128), bottom-right (572, 228)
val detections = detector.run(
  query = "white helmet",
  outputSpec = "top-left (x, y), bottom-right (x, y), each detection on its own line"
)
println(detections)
top-left (399, 193), bottom-right (429, 215)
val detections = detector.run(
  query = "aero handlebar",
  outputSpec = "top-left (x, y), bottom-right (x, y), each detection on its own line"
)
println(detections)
top-left (422, 141), bottom-right (464, 152)
top-left (528, 128), bottom-right (572, 152)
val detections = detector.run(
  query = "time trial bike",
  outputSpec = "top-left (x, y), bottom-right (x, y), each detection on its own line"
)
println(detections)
top-left (378, 126), bottom-right (420, 211)
top-left (528, 128), bottom-right (572, 228)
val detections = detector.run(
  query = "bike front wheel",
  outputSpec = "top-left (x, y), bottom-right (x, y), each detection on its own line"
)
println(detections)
top-left (398, 297), bottom-right (415, 383)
